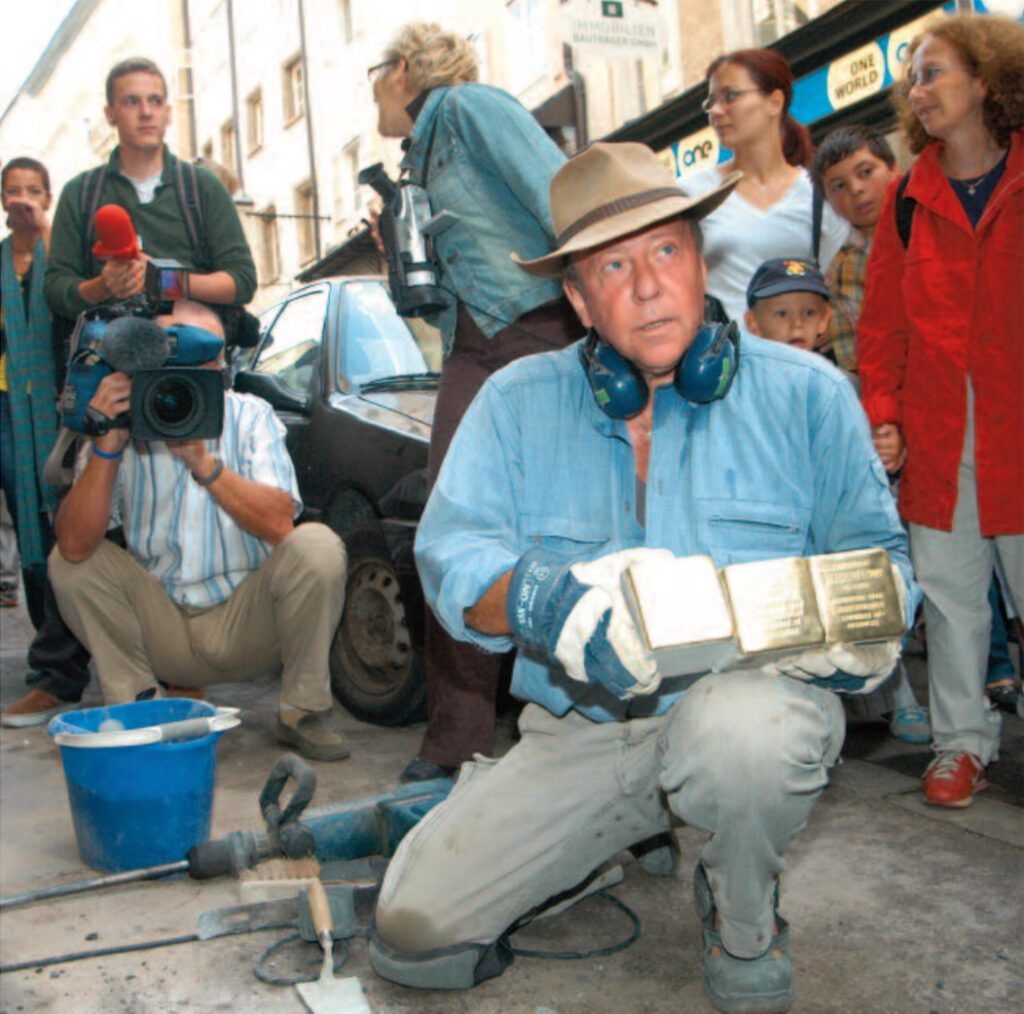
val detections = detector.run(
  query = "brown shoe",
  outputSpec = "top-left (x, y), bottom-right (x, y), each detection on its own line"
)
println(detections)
top-left (162, 684), bottom-right (208, 701)
top-left (1, 689), bottom-right (80, 728)
top-left (276, 710), bottom-right (350, 762)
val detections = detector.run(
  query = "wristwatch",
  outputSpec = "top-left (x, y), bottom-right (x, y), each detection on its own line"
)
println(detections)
top-left (193, 457), bottom-right (225, 487)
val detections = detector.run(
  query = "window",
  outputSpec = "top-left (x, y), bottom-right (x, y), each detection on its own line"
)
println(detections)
top-left (283, 54), bottom-right (305, 124)
top-left (338, 0), bottom-right (353, 43)
top-left (294, 181), bottom-right (315, 266)
top-left (255, 289), bottom-right (329, 395)
top-left (505, 0), bottom-right (547, 94)
top-left (246, 89), bottom-right (263, 154)
top-left (220, 119), bottom-right (236, 174)
top-left (339, 282), bottom-right (438, 389)
top-left (752, 0), bottom-right (813, 46)
top-left (257, 206), bottom-right (280, 284)
top-left (343, 138), bottom-right (362, 218)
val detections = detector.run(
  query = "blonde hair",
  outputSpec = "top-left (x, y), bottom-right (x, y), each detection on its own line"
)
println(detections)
top-left (383, 22), bottom-right (479, 93)
top-left (895, 15), bottom-right (1024, 154)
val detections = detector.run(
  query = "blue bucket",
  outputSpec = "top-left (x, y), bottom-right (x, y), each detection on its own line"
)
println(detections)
top-left (49, 699), bottom-right (230, 872)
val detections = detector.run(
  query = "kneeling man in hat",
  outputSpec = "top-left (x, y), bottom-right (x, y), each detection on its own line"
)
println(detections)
top-left (369, 143), bottom-right (918, 1013)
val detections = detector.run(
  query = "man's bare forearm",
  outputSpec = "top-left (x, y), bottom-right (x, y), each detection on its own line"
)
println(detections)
top-left (55, 457), bottom-right (120, 562)
top-left (464, 570), bottom-right (513, 635)
top-left (195, 458), bottom-right (294, 544)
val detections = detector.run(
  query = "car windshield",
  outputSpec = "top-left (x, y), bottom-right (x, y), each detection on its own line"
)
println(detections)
top-left (340, 281), bottom-right (442, 390)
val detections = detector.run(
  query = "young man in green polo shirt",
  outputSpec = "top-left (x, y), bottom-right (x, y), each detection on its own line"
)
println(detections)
top-left (44, 57), bottom-right (256, 319)
top-left (2, 57), bottom-right (257, 728)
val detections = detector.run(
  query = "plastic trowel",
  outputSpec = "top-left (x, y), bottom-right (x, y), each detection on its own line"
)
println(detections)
top-left (296, 880), bottom-right (372, 1013)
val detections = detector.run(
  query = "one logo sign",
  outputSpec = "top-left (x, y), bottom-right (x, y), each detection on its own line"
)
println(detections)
top-left (783, 260), bottom-right (809, 276)
top-left (669, 126), bottom-right (720, 181)
top-left (826, 41), bottom-right (885, 111)
top-left (602, 1), bottom-right (624, 16)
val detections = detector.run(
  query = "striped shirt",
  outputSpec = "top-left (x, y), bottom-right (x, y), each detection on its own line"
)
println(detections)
top-left (93, 391), bottom-right (301, 608)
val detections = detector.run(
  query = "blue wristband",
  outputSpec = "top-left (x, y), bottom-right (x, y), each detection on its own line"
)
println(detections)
top-left (92, 445), bottom-right (124, 461)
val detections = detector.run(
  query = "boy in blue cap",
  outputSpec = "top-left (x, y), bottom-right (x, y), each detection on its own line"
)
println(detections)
top-left (744, 255), bottom-right (930, 744)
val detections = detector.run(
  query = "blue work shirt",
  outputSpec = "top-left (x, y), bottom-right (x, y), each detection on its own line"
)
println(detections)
top-left (402, 84), bottom-right (566, 352)
top-left (415, 333), bottom-right (920, 722)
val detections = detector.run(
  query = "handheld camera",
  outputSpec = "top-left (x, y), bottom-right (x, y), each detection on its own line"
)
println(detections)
top-left (358, 162), bottom-right (449, 319)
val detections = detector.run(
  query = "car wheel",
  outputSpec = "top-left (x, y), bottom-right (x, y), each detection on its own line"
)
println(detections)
top-left (330, 523), bottom-right (426, 726)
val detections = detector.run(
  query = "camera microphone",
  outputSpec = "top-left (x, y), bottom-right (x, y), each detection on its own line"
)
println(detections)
top-left (101, 316), bottom-right (170, 374)
top-left (92, 204), bottom-right (140, 260)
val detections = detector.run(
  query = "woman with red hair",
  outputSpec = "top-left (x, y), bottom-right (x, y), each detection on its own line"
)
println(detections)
top-left (686, 48), bottom-right (848, 321)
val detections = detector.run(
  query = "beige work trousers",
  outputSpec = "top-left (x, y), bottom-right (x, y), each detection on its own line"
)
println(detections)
top-left (49, 523), bottom-right (345, 710)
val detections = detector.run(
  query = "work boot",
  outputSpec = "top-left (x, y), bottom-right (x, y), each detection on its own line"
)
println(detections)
top-left (695, 864), bottom-right (794, 1014)
top-left (399, 756), bottom-right (457, 783)
top-left (277, 707), bottom-right (350, 762)
top-left (1, 688), bottom-right (79, 728)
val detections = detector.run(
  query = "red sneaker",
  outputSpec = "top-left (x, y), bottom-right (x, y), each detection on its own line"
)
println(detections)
top-left (922, 751), bottom-right (988, 808)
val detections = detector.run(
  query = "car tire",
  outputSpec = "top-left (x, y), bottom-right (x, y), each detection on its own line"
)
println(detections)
top-left (330, 521), bottom-right (427, 726)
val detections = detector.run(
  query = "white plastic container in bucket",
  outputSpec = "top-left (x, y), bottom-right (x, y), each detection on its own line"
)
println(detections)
top-left (48, 699), bottom-right (240, 872)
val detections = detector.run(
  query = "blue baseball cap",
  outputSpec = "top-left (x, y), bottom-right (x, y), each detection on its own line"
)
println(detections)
top-left (746, 257), bottom-right (831, 307)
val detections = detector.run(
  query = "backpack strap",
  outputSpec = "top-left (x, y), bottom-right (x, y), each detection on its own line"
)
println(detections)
top-left (78, 165), bottom-right (109, 277)
top-left (811, 183), bottom-right (824, 266)
top-left (174, 159), bottom-right (212, 271)
top-left (895, 173), bottom-right (917, 249)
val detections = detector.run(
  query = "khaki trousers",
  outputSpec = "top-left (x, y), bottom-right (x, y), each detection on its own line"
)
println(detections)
top-left (49, 523), bottom-right (346, 710)
top-left (375, 670), bottom-right (845, 965)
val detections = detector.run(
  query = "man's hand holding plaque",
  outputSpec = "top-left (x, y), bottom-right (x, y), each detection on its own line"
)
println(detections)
top-left (508, 546), bottom-right (675, 698)
top-left (763, 560), bottom-right (908, 693)
top-left (622, 548), bottom-right (909, 695)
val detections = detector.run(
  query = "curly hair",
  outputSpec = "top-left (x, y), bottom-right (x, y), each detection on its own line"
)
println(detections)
top-left (383, 22), bottom-right (479, 94)
top-left (894, 14), bottom-right (1024, 154)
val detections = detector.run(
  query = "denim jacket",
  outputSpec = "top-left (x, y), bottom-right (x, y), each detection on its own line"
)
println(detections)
top-left (414, 333), bottom-right (919, 722)
top-left (401, 84), bottom-right (566, 352)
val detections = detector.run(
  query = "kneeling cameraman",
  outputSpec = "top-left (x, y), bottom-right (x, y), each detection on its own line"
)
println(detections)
top-left (48, 299), bottom-right (349, 761)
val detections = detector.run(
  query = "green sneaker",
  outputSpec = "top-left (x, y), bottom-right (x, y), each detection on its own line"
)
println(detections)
top-left (694, 864), bottom-right (794, 1014)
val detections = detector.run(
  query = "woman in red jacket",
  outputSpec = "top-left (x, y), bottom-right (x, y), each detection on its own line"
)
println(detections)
top-left (859, 14), bottom-right (1023, 808)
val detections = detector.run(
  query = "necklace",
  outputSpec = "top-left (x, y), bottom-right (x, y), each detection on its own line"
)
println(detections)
top-left (953, 153), bottom-right (1005, 195)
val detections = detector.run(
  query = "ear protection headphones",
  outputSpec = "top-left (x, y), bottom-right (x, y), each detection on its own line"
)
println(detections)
top-left (580, 319), bottom-right (740, 419)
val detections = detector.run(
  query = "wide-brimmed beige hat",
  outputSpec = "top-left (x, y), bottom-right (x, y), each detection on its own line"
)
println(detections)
top-left (514, 142), bottom-right (741, 278)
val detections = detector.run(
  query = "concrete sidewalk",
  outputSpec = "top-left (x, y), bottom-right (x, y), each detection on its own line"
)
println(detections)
top-left (1, 598), bottom-right (1021, 1013)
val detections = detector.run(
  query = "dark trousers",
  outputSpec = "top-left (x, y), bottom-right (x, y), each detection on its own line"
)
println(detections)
top-left (418, 298), bottom-right (580, 768)
top-left (0, 390), bottom-right (91, 701)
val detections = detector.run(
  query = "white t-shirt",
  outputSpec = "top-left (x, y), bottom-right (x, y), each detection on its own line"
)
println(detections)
top-left (684, 166), bottom-right (849, 322)
top-left (123, 171), bottom-right (162, 205)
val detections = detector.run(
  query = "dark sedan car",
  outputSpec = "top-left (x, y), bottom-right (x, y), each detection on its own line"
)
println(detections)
top-left (234, 277), bottom-right (441, 726)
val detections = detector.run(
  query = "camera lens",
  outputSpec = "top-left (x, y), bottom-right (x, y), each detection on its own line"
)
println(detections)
top-left (144, 375), bottom-right (205, 437)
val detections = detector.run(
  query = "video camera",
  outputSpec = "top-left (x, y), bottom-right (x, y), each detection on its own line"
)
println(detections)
top-left (358, 162), bottom-right (450, 319)
top-left (60, 265), bottom-right (225, 441)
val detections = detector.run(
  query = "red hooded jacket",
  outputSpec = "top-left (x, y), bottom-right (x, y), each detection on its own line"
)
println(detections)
top-left (858, 130), bottom-right (1023, 537)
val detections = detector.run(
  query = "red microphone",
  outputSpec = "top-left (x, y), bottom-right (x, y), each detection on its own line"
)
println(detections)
top-left (92, 204), bottom-right (140, 260)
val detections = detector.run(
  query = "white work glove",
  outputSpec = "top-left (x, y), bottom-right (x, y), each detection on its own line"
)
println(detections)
top-left (507, 546), bottom-right (674, 698)
top-left (764, 563), bottom-right (907, 695)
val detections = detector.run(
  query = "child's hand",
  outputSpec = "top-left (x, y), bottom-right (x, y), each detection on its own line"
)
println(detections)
top-left (872, 424), bottom-right (906, 473)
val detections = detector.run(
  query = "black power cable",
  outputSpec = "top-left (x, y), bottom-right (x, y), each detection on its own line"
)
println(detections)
top-left (511, 890), bottom-right (642, 961)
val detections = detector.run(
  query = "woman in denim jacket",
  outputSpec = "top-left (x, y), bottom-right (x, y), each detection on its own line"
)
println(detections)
top-left (371, 22), bottom-right (581, 782)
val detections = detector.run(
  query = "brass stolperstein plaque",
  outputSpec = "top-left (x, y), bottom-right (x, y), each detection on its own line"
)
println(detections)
top-left (623, 548), bottom-right (904, 679)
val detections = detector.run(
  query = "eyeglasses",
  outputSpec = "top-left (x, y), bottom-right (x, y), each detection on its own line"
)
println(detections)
top-left (367, 60), bottom-right (398, 83)
top-left (701, 88), bottom-right (761, 113)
